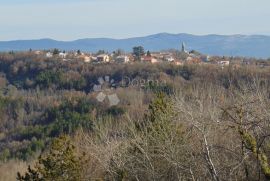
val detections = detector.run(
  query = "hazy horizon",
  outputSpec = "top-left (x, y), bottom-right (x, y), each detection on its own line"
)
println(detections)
top-left (0, 0), bottom-right (270, 41)
top-left (1, 32), bottom-right (270, 42)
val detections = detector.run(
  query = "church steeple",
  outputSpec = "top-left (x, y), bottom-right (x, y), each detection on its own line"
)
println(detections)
top-left (181, 42), bottom-right (187, 53)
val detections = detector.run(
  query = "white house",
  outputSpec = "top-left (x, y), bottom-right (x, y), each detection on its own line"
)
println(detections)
top-left (218, 61), bottom-right (230, 66)
top-left (91, 56), bottom-right (97, 61)
top-left (164, 56), bottom-right (175, 62)
top-left (59, 52), bottom-right (67, 59)
top-left (46, 52), bottom-right (53, 58)
top-left (115, 55), bottom-right (130, 63)
top-left (97, 54), bottom-right (110, 62)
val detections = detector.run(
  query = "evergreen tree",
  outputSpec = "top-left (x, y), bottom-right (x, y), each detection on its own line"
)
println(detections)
top-left (133, 46), bottom-right (145, 61)
top-left (146, 50), bottom-right (151, 57)
top-left (52, 48), bottom-right (60, 55)
top-left (17, 135), bottom-right (86, 181)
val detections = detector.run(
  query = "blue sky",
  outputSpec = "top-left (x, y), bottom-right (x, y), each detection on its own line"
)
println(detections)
top-left (0, 0), bottom-right (269, 40)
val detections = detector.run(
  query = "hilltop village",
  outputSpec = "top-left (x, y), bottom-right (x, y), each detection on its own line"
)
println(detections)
top-left (30, 42), bottom-right (270, 68)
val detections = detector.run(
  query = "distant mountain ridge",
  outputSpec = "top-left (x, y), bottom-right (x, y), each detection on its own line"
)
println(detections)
top-left (1, 33), bottom-right (270, 58)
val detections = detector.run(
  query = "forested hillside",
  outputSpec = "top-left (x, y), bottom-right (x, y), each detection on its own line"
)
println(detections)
top-left (1, 52), bottom-right (270, 180)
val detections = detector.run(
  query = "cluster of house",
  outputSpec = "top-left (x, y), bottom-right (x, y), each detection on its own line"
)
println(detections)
top-left (36, 51), bottom-right (131, 64)
top-left (34, 43), bottom-right (232, 67)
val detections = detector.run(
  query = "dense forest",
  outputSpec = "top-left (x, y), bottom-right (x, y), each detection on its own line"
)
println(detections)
top-left (1, 52), bottom-right (270, 180)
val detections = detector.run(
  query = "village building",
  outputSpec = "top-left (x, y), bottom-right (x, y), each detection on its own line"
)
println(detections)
top-left (115, 55), bottom-right (130, 63)
top-left (84, 56), bottom-right (91, 63)
top-left (141, 56), bottom-right (158, 64)
top-left (164, 55), bottom-right (175, 62)
top-left (59, 52), bottom-right (67, 59)
top-left (97, 54), bottom-right (110, 62)
top-left (151, 53), bottom-right (164, 60)
top-left (91, 56), bottom-right (97, 61)
top-left (46, 52), bottom-right (53, 58)
top-left (218, 60), bottom-right (230, 66)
